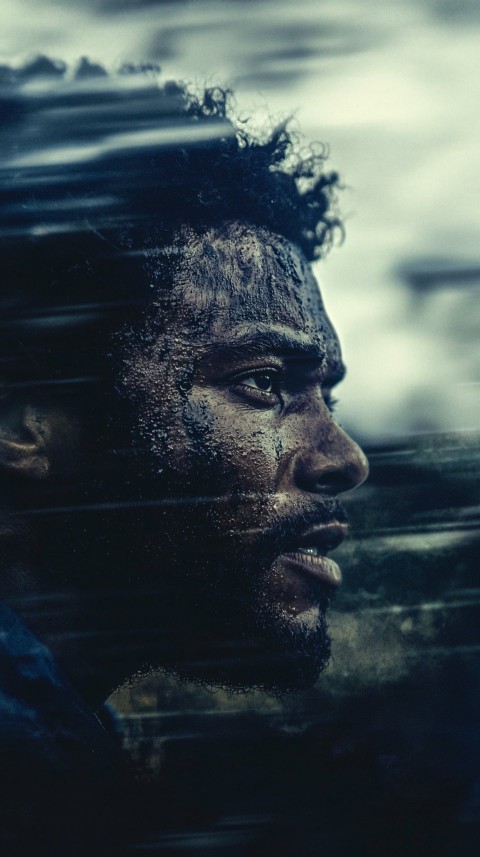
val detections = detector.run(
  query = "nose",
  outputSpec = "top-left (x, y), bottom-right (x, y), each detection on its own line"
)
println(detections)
top-left (294, 419), bottom-right (369, 496)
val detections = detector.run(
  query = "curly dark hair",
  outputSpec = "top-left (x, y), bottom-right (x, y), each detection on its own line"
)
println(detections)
top-left (163, 86), bottom-right (341, 261)
top-left (0, 55), bottom-right (341, 261)
top-left (0, 57), bottom-right (342, 395)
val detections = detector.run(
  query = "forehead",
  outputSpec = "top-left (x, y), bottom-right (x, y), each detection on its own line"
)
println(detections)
top-left (166, 222), bottom-right (338, 351)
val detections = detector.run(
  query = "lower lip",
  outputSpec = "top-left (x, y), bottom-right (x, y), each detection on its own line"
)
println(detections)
top-left (279, 551), bottom-right (343, 588)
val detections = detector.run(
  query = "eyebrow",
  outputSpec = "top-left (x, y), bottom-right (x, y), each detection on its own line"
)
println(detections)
top-left (204, 326), bottom-right (347, 382)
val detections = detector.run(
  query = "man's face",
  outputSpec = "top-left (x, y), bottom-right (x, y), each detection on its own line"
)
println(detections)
top-left (118, 222), bottom-right (368, 691)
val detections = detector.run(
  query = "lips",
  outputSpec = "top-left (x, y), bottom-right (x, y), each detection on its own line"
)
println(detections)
top-left (279, 522), bottom-right (348, 588)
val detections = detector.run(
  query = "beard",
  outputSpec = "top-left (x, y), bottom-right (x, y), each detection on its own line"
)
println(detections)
top-left (30, 463), bottom-right (339, 698)
top-left (149, 567), bottom-right (334, 695)
top-left (128, 501), bottom-right (337, 695)
top-left (96, 403), bottom-right (345, 694)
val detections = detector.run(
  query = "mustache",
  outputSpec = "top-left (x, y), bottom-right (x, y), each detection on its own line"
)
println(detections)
top-left (230, 496), bottom-right (349, 551)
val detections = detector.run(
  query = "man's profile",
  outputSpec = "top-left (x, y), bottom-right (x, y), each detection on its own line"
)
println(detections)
top-left (0, 58), bottom-right (368, 853)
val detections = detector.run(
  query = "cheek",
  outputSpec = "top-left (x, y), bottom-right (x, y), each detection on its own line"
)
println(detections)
top-left (183, 393), bottom-right (283, 498)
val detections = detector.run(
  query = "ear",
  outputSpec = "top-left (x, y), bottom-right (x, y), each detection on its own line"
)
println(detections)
top-left (0, 401), bottom-right (56, 480)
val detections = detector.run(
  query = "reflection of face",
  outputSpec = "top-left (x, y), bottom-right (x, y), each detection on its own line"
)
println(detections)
top-left (118, 222), bottom-right (368, 691)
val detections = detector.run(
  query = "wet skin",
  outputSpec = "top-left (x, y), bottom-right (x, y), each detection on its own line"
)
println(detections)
top-left (118, 221), bottom-right (369, 690)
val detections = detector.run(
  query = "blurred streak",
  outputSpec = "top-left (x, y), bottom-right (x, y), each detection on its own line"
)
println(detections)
top-left (0, 69), bottom-right (234, 240)
top-left (20, 494), bottom-right (277, 515)
top-left (8, 120), bottom-right (232, 168)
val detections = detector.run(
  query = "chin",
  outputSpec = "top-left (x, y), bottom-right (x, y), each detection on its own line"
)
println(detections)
top-left (252, 600), bottom-right (333, 694)
top-left (159, 600), bottom-right (332, 697)
top-left (142, 547), bottom-right (335, 695)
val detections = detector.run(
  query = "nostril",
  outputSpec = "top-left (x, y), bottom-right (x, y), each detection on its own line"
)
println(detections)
top-left (299, 466), bottom-right (360, 496)
top-left (314, 468), bottom-right (358, 495)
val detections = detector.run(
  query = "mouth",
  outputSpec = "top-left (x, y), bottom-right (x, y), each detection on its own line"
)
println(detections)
top-left (279, 522), bottom-right (348, 589)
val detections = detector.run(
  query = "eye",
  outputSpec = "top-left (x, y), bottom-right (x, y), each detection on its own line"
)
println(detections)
top-left (239, 372), bottom-right (276, 393)
top-left (230, 368), bottom-right (281, 406)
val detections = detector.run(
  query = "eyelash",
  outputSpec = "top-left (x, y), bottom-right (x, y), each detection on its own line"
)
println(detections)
top-left (231, 368), bottom-right (339, 413)
top-left (324, 395), bottom-right (339, 414)
top-left (231, 368), bottom-right (280, 404)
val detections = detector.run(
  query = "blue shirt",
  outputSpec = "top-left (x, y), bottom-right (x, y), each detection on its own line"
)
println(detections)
top-left (0, 601), bottom-right (130, 855)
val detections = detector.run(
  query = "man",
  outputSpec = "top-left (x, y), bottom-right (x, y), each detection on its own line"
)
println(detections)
top-left (0, 58), bottom-right (368, 852)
